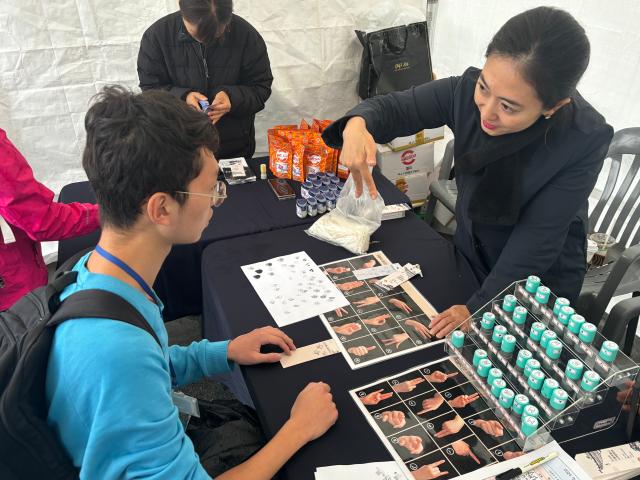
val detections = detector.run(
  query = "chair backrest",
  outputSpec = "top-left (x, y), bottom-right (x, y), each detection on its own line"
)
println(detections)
top-left (589, 127), bottom-right (640, 248)
top-left (57, 181), bottom-right (100, 266)
top-left (438, 138), bottom-right (455, 180)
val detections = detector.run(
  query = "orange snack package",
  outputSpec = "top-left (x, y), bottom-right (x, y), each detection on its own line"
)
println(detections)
top-left (299, 119), bottom-right (310, 130)
top-left (268, 133), bottom-right (292, 179)
top-left (289, 134), bottom-right (306, 183)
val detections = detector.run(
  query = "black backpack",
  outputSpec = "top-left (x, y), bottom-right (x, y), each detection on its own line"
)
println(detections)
top-left (0, 251), bottom-right (161, 480)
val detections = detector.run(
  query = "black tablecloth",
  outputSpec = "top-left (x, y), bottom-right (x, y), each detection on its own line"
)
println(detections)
top-left (58, 157), bottom-right (409, 320)
top-left (201, 213), bottom-right (480, 478)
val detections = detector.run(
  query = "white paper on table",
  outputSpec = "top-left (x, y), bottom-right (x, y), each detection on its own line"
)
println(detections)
top-left (353, 263), bottom-right (401, 280)
top-left (314, 461), bottom-right (403, 480)
top-left (280, 339), bottom-right (340, 368)
top-left (460, 440), bottom-right (591, 480)
top-left (575, 441), bottom-right (640, 480)
top-left (242, 251), bottom-right (349, 327)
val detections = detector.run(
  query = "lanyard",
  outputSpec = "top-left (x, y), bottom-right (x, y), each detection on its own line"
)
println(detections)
top-left (95, 245), bottom-right (156, 301)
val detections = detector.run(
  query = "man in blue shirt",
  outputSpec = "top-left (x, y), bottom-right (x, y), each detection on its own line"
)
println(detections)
top-left (46, 86), bottom-right (338, 479)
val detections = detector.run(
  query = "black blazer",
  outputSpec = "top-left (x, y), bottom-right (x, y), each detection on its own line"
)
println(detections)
top-left (324, 67), bottom-right (613, 311)
top-left (137, 12), bottom-right (273, 159)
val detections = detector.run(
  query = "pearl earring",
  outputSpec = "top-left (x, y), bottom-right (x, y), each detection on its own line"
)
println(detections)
top-left (545, 115), bottom-right (551, 120)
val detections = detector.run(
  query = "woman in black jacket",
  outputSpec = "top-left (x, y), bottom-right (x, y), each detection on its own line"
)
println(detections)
top-left (137, 0), bottom-right (273, 159)
top-left (323, 7), bottom-right (613, 338)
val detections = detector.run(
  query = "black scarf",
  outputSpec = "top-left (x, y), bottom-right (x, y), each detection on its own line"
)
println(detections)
top-left (456, 111), bottom-right (564, 226)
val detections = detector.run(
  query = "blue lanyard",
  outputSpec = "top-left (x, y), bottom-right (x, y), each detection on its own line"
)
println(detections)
top-left (95, 245), bottom-right (156, 301)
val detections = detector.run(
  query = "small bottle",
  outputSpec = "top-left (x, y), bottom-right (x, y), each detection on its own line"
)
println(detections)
top-left (321, 176), bottom-right (331, 187)
top-left (325, 192), bottom-right (336, 211)
top-left (451, 330), bottom-right (465, 349)
top-left (564, 314), bottom-right (586, 347)
top-left (521, 404), bottom-right (540, 421)
top-left (512, 306), bottom-right (528, 326)
top-left (576, 322), bottom-right (597, 355)
top-left (529, 322), bottom-right (546, 344)
top-left (541, 378), bottom-right (559, 401)
top-left (512, 394), bottom-right (530, 416)
top-left (516, 350), bottom-right (533, 370)
top-left (492, 325), bottom-right (508, 346)
top-left (557, 306), bottom-right (574, 327)
top-left (550, 388), bottom-right (569, 411)
top-left (330, 176), bottom-right (340, 186)
top-left (309, 187), bottom-right (320, 198)
top-left (487, 368), bottom-right (503, 387)
top-left (543, 340), bottom-right (563, 369)
top-left (540, 330), bottom-right (558, 349)
top-left (528, 370), bottom-right (546, 391)
top-left (328, 184), bottom-right (339, 195)
top-left (523, 358), bottom-right (541, 379)
top-left (326, 172), bottom-right (336, 180)
top-left (316, 193), bottom-right (327, 214)
top-left (295, 199), bottom-right (308, 219)
top-left (580, 370), bottom-right (601, 404)
top-left (563, 358), bottom-right (584, 391)
top-left (301, 181), bottom-right (313, 199)
top-left (502, 294), bottom-right (517, 313)
top-left (307, 197), bottom-right (318, 217)
top-left (473, 349), bottom-right (488, 367)
top-left (535, 286), bottom-right (551, 305)
top-left (500, 334), bottom-right (517, 359)
top-left (491, 378), bottom-right (507, 398)
top-left (525, 275), bottom-right (541, 294)
top-left (595, 340), bottom-right (620, 377)
top-left (477, 358), bottom-right (493, 379)
top-left (481, 312), bottom-right (496, 333)
top-left (499, 388), bottom-right (515, 409)
top-left (553, 297), bottom-right (570, 316)
top-left (521, 415), bottom-right (539, 437)
top-left (306, 173), bottom-right (318, 183)
top-left (260, 163), bottom-right (267, 180)
top-left (312, 179), bottom-right (323, 189)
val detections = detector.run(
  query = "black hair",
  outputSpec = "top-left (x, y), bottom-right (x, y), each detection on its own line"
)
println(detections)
top-left (82, 86), bottom-right (219, 229)
top-left (179, 0), bottom-right (233, 45)
top-left (486, 6), bottom-right (590, 109)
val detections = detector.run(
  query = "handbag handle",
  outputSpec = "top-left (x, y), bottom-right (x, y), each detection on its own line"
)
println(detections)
top-left (383, 25), bottom-right (409, 55)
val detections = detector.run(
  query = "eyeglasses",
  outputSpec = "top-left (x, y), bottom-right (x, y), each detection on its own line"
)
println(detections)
top-left (175, 181), bottom-right (227, 207)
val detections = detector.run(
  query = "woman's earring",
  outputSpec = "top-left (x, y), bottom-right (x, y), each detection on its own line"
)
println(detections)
top-left (545, 114), bottom-right (552, 120)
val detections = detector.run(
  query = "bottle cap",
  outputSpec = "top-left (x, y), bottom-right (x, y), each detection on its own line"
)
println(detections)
top-left (522, 404), bottom-right (540, 420)
top-left (565, 359), bottom-right (584, 381)
top-left (545, 339), bottom-right (563, 360)
top-left (512, 394), bottom-right (530, 415)
top-left (521, 415), bottom-right (539, 436)
top-left (492, 325), bottom-right (508, 344)
top-left (553, 297), bottom-right (570, 316)
top-left (526, 275), bottom-right (541, 293)
top-left (499, 388), bottom-right (515, 409)
top-left (487, 368), bottom-right (503, 386)
top-left (501, 334), bottom-right (517, 353)
top-left (541, 378), bottom-right (559, 399)
top-left (481, 312), bottom-right (496, 330)
top-left (502, 294), bottom-right (517, 312)
top-left (523, 359), bottom-right (541, 378)
top-left (491, 378), bottom-right (507, 398)
top-left (529, 322), bottom-right (546, 342)
top-left (540, 330), bottom-right (558, 349)
top-left (472, 349), bottom-right (488, 367)
top-left (512, 306), bottom-right (528, 325)
top-left (451, 330), bottom-right (465, 348)
top-left (557, 306), bottom-right (575, 326)
top-left (535, 285), bottom-right (551, 304)
top-left (516, 350), bottom-right (533, 369)
top-left (581, 370), bottom-right (601, 392)
top-left (568, 314), bottom-right (585, 334)
top-left (550, 388), bottom-right (569, 411)
top-left (528, 370), bottom-right (546, 390)
top-left (599, 340), bottom-right (619, 363)
top-left (578, 323), bottom-right (597, 344)
top-left (477, 358), bottom-right (492, 378)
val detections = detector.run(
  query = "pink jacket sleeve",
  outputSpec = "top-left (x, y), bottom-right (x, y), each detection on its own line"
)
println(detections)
top-left (0, 129), bottom-right (100, 242)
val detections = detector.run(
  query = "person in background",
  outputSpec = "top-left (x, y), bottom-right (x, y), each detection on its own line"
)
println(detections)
top-left (0, 129), bottom-right (100, 311)
top-left (46, 86), bottom-right (337, 479)
top-left (137, 0), bottom-right (273, 160)
top-left (323, 7), bottom-right (613, 338)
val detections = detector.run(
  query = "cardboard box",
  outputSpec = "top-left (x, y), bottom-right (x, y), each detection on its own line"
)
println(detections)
top-left (376, 142), bottom-right (435, 203)
top-left (387, 126), bottom-right (445, 152)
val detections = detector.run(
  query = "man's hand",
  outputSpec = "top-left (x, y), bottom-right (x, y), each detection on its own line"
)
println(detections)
top-left (363, 313), bottom-right (390, 326)
top-left (341, 116), bottom-right (378, 198)
top-left (332, 323), bottom-right (362, 336)
top-left (348, 345), bottom-right (376, 356)
top-left (434, 415), bottom-right (464, 438)
top-left (392, 377), bottom-right (425, 393)
top-left (227, 326), bottom-right (296, 365)
top-left (208, 90), bottom-right (231, 124)
top-left (398, 435), bottom-right (424, 455)
top-left (405, 319), bottom-right (431, 339)
top-left (381, 410), bottom-right (406, 429)
top-left (417, 393), bottom-right (444, 414)
top-left (334, 307), bottom-right (349, 318)
top-left (288, 382), bottom-right (338, 442)
top-left (449, 393), bottom-right (480, 409)
top-left (429, 305), bottom-right (471, 338)
top-left (186, 91), bottom-right (208, 110)
top-left (382, 333), bottom-right (410, 349)
top-left (452, 440), bottom-right (480, 464)
top-left (472, 419), bottom-right (504, 437)
top-left (326, 266), bottom-right (351, 274)
top-left (353, 296), bottom-right (381, 307)
top-left (361, 389), bottom-right (393, 405)
top-left (412, 460), bottom-right (449, 479)
top-left (336, 280), bottom-right (364, 291)
top-left (389, 298), bottom-right (413, 314)
top-left (425, 371), bottom-right (458, 384)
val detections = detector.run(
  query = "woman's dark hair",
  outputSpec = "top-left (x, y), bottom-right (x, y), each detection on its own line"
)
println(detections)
top-left (179, 0), bottom-right (233, 45)
top-left (486, 6), bottom-right (590, 108)
top-left (83, 86), bottom-right (219, 229)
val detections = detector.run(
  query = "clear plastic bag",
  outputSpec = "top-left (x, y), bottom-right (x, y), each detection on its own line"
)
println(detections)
top-left (306, 174), bottom-right (384, 254)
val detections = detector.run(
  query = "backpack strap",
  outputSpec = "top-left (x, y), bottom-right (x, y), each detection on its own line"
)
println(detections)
top-left (49, 289), bottom-right (161, 347)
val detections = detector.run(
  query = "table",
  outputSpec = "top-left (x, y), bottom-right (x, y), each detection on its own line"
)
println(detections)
top-left (201, 213), bottom-right (480, 478)
top-left (58, 157), bottom-right (409, 320)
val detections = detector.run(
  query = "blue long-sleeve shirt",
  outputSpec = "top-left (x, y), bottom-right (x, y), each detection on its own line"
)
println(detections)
top-left (46, 253), bottom-right (233, 479)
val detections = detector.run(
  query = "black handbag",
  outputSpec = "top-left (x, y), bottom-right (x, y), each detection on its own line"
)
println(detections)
top-left (356, 21), bottom-right (433, 99)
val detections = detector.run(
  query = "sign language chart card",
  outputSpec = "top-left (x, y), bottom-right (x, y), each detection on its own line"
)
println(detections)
top-left (319, 251), bottom-right (440, 369)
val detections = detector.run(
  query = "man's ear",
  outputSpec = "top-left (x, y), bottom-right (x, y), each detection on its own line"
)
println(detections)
top-left (145, 192), bottom-right (176, 226)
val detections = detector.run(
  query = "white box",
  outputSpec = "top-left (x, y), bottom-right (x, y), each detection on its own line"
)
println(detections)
top-left (376, 142), bottom-right (435, 203)
top-left (387, 127), bottom-right (445, 152)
